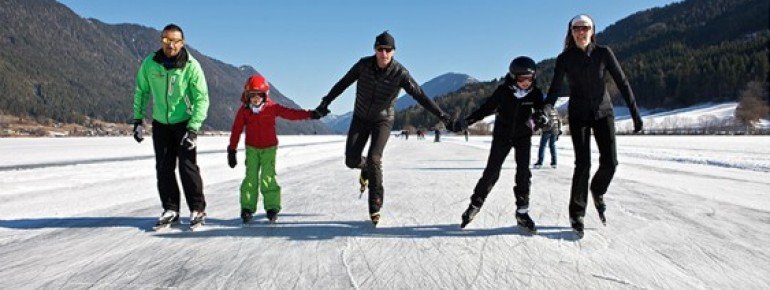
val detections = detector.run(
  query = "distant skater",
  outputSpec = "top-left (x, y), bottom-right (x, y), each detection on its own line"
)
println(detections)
top-left (533, 105), bottom-right (562, 169)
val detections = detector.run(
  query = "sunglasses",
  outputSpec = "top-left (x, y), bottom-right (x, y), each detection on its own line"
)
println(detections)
top-left (161, 37), bottom-right (184, 46)
top-left (571, 26), bottom-right (592, 32)
top-left (376, 47), bottom-right (394, 53)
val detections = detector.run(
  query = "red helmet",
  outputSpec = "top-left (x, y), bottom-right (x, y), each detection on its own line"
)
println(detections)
top-left (241, 75), bottom-right (270, 103)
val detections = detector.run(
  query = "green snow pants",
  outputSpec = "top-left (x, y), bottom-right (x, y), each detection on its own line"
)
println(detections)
top-left (240, 146), bottom-right (281, 213)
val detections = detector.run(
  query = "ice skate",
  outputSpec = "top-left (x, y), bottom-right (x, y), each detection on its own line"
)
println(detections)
top-left (515, 210), bottom-right (537, 234)
top-left (570, 216), bottom-right (584, 238)
top-left (153, 210), bottom-right (179, 231)
top-left (460, 204), bottom-right (481, 229)
top-left (266, 209), bottom-right (279, 224)
top-left (370, 212), bottom-right (381, 226)
top-left (189, 210), bottom-right (206, 231)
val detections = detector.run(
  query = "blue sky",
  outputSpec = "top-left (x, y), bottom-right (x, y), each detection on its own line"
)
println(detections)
top-left (59, 0), bottom-right (679, 114)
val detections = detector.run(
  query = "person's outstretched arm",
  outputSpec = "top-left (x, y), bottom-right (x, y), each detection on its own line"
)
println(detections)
top-left (316, 60), bottom-right (363, 115)
top-left (464, 84), bottom-right (504, 125)
top-left (605, 47), bottom-right (643, 132)
top-left (275, 104), bottom-right (313, 121)
top-left (544, 54), bottom-right (566, 106)
top-left (401, 72), bottom-right (450, 123)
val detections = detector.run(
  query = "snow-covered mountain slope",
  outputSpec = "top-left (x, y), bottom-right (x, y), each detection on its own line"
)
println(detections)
top-left (395, 73), bottom-right (479, 111)
top-left (321, 111), bottom-right (353, 134)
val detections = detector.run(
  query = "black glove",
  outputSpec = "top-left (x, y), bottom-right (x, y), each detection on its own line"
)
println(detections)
top-left (132, 119), bottom-right (144, 143)
top-left (451, 118), bottom-right (468, 133)
top-left (311, 110), bottom-right (324, 120)
top-left (633, 114), bottom-right (644, 133)
top-left (227, 147), bottom-right (237, 168)
top-left (181, 130), bottom-right (197, 150)
top-left (315, 100), bottom-right (331, 117)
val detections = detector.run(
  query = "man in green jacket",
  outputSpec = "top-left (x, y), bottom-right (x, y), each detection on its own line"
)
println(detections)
top-left (132, 24), bottom-right (210, 230)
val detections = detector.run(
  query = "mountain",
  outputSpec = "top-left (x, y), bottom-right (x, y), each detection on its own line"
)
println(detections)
top-left (0, 0), bottom-right (332, 134)
top-left (323, 73), bottom-right (477, 133)
top-left (320, 111), bottom-right (354, 134)
top-left (396, 0), bottom-right (769, 130)
top-left (395, 73), bottom-right (478, 111)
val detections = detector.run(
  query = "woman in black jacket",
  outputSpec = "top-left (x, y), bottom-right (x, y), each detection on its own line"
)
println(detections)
top-left (544, 14), bottom-right (643, 237)
top-left (455, 56), bottom-right (548, 234)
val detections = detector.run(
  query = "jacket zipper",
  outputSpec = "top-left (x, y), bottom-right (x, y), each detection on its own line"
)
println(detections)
top-left (165, 71), bottom-right (170, 124)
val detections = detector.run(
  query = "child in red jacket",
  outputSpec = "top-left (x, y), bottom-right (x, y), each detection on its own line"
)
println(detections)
top-left (227, 75), bottom-right (322, 224)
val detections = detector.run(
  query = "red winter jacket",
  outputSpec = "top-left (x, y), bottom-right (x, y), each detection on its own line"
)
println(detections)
top-left (228, 98), bottom-right (312, 149)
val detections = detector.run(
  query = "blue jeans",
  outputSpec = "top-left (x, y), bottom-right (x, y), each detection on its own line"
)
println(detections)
top-left (536, 130), bottom-right (557, 165)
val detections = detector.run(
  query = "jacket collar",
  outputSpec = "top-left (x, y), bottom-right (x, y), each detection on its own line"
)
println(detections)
top-left (371, 56), bottom-right (396, 74)
top-left (153, 47), bottom-right (189, 69)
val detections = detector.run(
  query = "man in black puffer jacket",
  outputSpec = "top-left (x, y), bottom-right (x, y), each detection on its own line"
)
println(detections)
top-left (314, 31), bottom-right (454, 225)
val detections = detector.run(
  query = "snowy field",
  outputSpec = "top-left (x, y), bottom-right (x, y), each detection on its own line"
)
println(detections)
top-left (0, 135), bottom-right (768, 288)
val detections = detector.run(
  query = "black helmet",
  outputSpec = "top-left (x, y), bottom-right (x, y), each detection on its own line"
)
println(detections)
top-left (508, 56), bottom-right (537, 77)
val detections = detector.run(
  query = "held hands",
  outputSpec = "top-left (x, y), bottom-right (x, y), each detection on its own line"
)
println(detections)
top-left (132, 119), bottom-right (144, 143)
top-left (180, 130), bottom-right (197, 150)
top-left (311, 110), bottom-right (324, 120)
top-left (314, 99), bottom-right (331, 118)
top-left (227, 147), bottom-right (237, 168)
top-left (533, 110), bottom-right (550, 130)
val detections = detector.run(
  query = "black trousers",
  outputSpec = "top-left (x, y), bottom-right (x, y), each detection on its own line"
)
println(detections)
top-left (470, 136), bottom-right (532, 209)
top-left (569, 116), bottom-right (617, 218)
top-left (152, 120), bottom-right (206, 213)
top-left (345, 115), bottom-right (393, 214)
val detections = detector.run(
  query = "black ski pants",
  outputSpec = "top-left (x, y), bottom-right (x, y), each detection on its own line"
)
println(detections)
top-left (470, 136), bottom-right (532, 209)
top-left (345, 115), bottom-right (392, 214)
top-left (152, 120), bottom-right (206, 213)
top-left (569, 116), bottom-right (617, 218)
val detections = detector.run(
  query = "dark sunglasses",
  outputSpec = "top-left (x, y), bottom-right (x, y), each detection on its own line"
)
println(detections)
top-left (571, 26), bottom-right (592, 32)
top-left (376, 47), bottom-right (394, 53)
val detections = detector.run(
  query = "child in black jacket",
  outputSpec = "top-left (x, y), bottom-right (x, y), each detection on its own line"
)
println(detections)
top-left (453, 56), bottom-right (548, 233)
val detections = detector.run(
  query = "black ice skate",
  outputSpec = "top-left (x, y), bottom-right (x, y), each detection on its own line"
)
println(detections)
top-left (153, 210), bottom-right (179, 231)
top-left (189, 210), bottom-right (206, 231)
top-left (515, 211), bottom-right (537, 234)
top-left (460, 204), bottom-right (480, 229)
top-left (241, 209), bottom-right (254, 225)
top-left (370, 212), bottom-right (381, 226)
top-left (595, 198), bottom-right (607, 226)
top-left (570, 216), bottom-right (584, 238)
top-left (266, 209), bottom-right (279, 224)
top-left (358, 169), bottom-right (369, 197)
